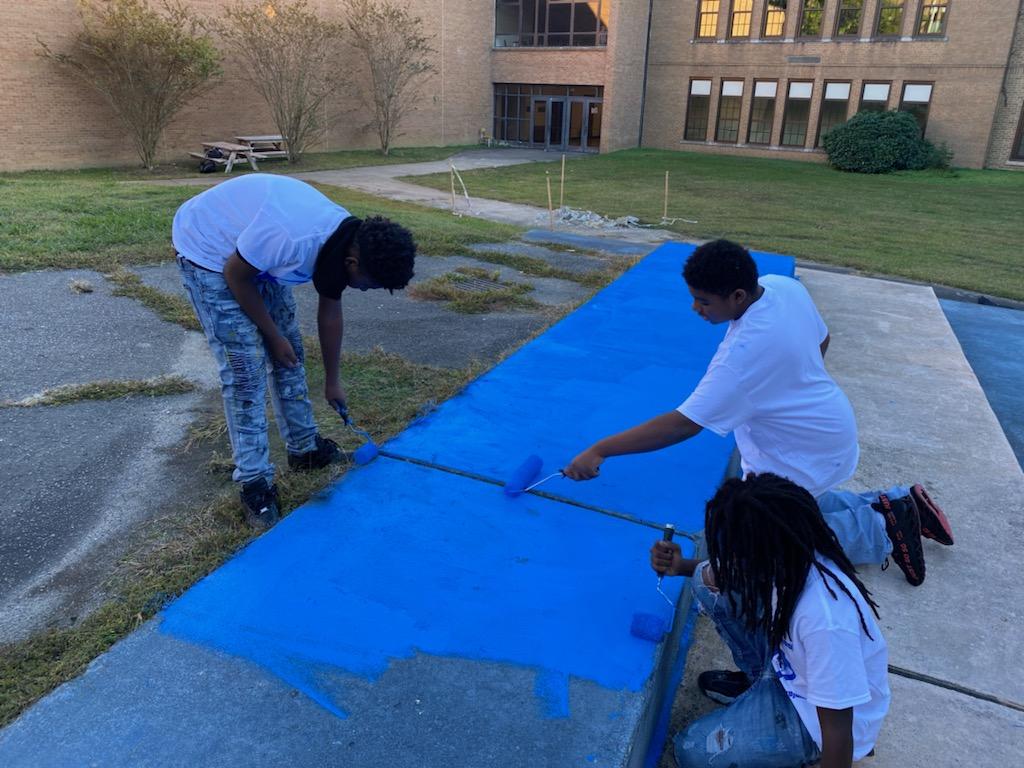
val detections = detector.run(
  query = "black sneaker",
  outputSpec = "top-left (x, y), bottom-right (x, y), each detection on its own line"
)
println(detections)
top-left (288, 435), bottom-right (343, 471)
top-left (874, 493), bottom-right (926, 586)
top-left (240, 477), bottom-right (280, 531)
top-left (697, 670), bottom-right (751, 705)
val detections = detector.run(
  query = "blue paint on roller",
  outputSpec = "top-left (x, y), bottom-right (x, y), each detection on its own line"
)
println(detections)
top-left (353, 441), bottom-right (379, 465)
top-left (504, 454), bottom-right (543, 496)
top-left (630, 612), bottom-right (668, 642)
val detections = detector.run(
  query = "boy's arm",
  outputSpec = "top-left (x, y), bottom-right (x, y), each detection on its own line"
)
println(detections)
top-left (563, 411), bottom-right (702, 480)
top-left (317, 294), bottom-right (345, 409)
top-left (223, 252), bottom-right (297, 367)
top-left (816, 706), bottom-right (854, 768)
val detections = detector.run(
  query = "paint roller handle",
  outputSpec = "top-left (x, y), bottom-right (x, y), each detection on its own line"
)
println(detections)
top-left (331, 400), bottom-right (352, 426)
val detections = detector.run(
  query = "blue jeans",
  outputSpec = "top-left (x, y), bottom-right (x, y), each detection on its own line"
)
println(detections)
top-left (674, 562), bottom-right (821, 768)
top-left (178, 255), bottom-right (319, 485)
top-left (817, 485), bottom-right (909, 565)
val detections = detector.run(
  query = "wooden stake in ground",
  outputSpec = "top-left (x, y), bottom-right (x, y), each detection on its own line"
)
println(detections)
top-left (450, 165), bottom-right (457, 213)
top-left (546, 172), bottom-right (555, 229)
top-left (560, 154), bottom-right (566, 210)
top-left (663, 170), bottom-right (669, 220)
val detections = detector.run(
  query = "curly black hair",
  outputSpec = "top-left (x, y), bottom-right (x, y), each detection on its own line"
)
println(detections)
top-left (356, 216), bottom-right (416, 290)
top-left (683, 239), bottom-right (758, 297)
top-left (706, 472), bottom-right (880, 652)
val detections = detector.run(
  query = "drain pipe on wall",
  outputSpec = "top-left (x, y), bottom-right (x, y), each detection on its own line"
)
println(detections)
top-left (637, 0), bottom-right (656, 148)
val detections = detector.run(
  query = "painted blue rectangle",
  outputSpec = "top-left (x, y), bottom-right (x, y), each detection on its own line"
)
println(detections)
top-left (385, 244), bottom-right (795, 534)
top-left (162, 457), bottom-right (695, 719)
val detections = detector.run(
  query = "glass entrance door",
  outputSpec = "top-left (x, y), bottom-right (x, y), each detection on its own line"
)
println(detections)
top-left (532, 97), bottom-right (567, 150)
top-left (531, 95), bottom-right (601, 152)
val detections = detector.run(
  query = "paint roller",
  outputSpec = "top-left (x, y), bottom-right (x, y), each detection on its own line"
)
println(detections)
top-left (503, 454), bottom-right (565, 497)
top-left (630, 524), bottom-right (676, 643)
top-left (332, 402), bottom-right (379, 465)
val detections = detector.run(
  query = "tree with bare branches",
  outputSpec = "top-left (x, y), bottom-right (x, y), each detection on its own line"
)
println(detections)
top-left (219, 1), bottom-right (346, 162)
top-left (38, 0), bottom-right (221, 170)
top-left (344, 0), bottom-right (436, 156)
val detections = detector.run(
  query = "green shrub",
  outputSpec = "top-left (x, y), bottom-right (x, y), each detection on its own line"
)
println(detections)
top-left (822, 110), bottom-right (950, 173)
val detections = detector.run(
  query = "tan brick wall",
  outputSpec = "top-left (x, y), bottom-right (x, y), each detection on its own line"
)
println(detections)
top-left (602, 0), bottom-right (651, 151)
top-left (640, 0), bottom-right (1021, 169)
top-left (984, 3), bottom-right (1024, 169)
top-left (1, 1), bottom-right (493, 171)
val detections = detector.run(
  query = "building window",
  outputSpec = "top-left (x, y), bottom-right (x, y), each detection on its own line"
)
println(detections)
top-left (729, 0), bottom-right (754, 37)
top-left (835, 0), bottom-right (864, 36)
top-left (493, 1), bottom-right (609, 47)
top-left (859, 82), bottom-right (890, 111)
top-left (763, 1), bottom-right (786, 36)
top-left (899, 83), bottom-right (933, 135)
top-left (716, 81), bottom-right (744, 142)
top-left (876, 0), bottom-right (905, 36)
top-left (685, 79), bottom-right (713, 140)
top-left (782, 81), bottom-right (813, 146)
top-left (817, 82), bottom-right (851, 146)
top-left (1013, 106), bottom-right (1024, 160)
top-left (799, 0), bottom-right (825, 37)
top-left (748, 81), bottom-right (778, 144)
top-left (917, 0), bottom-right (949, 35)
top-left (697, 0), bottom-right (721, 38)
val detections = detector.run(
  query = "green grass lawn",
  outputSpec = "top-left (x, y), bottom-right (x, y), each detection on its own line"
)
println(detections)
top-left (404, 149), bottom-right (1024, 301)
top-left (0, 163), bottom-right (521, 274)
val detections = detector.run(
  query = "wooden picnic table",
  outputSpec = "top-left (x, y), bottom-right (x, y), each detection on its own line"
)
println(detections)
top-left (189, 141), bottom-right (259, 173)
top-left (234, 135), bottom-right (289, 161)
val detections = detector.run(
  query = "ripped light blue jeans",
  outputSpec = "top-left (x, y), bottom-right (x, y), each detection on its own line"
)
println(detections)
top-left (178, 255), bottom-right (318, 485)
top-left (817, 485), bottom-right (910, 565)
top-left (674, 562), bottom-right (821, 768)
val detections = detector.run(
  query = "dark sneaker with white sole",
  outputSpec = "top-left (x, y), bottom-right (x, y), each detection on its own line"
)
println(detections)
top-left (874, 493), bottom-right (926, 586)
top-left (240, 477), bottom-right (280, 531)
top-left (697, 670), bottom-right (752, 705)
top-left (288, 435), bottom-right (343, 471)
top-left (911, 484), bottom-right (954, 546)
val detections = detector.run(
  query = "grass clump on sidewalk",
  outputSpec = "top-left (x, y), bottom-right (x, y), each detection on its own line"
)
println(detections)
top-left (1, 376), bottom-right (196, 408)
top-left (410, 267), bottom-right (539, 313)
top-left (0, 347), bottom-right (478, 727)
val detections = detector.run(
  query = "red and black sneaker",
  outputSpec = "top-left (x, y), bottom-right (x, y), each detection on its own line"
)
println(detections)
top-left (873, 493), bottom-right (926, 586)
top-left (911, 484), bottom-right (954, 546)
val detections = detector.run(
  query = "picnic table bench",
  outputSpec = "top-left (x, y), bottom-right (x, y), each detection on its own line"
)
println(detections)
top-left (234, 135), bottom-right (288, 159)
top-left (189, 141), bottom-right (259, 173)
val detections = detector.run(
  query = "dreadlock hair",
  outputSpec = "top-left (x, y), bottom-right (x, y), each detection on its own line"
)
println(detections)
top-left (356, 215), bottom-right (416, 290)
top-left (683, 239), bottom-right (758, 298)
top-left (705, 472), bottom-right (881, 652)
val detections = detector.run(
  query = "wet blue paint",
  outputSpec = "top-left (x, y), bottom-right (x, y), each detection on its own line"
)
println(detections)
top-left (162, 459), bottom-right (695, 717)
top-left (160, 243), bottom-right (792, 730)
top-left (385, 244), bottom-right (794, 534)
top-left (940, 299), bottom-right (1024, 469)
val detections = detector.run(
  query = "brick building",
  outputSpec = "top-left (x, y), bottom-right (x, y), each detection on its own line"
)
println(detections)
top-left (1, 1), bottom-right (1022, 171)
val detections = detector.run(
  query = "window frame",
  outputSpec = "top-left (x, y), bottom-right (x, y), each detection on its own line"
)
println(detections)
top-left (747, 79), bottom-right (779, 145)
top-left (761, 1), bottom-right (786, 37)
top-left (729, 0), bottom-right (754, 38)
top-left (898, 81), bottom-right (934, 136)
top-left (715, 79), bottom-right (746, 143)
top-left (684, 78), bottom-right (714, 141)
top-left (816, 80), bottom-right (852, 147)
top-left (915, 0), bottom-right (950, 37)
top-left (834, 0), bottom-right (864, 38)
top-left (858, 80), bottom-right (893, 111)
top-left (874, 0), bottom-right (906, 38)
top-left (696, 0), bottom-right (722, 40)
top-left (781, 80), bottom-right (815, 147)
top-left (1012, 104), bottom-right (1024, 161)
top-left (797, 0), bottom-right (826, 39)
top-left (494, 1), bottom-right (609, 48)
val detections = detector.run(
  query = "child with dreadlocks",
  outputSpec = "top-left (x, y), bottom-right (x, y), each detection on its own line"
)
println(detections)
top-left (653, 473), bottom-right (889, 768)
top-left (564, 239), bottom-right (954, 587)
top-left (173, 174), bottom-right (416, 530)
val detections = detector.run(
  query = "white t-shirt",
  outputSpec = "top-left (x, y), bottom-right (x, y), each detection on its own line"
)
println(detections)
top-left (678, 275), bottom-right (858, 497)
top-left (771, 556), bottom-right (890, 760)
top-left (172, 174), bottom-right (348, 284)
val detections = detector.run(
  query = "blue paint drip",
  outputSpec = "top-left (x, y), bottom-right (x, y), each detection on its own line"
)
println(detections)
top-left (534, 669), bottom-right (571, 719)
